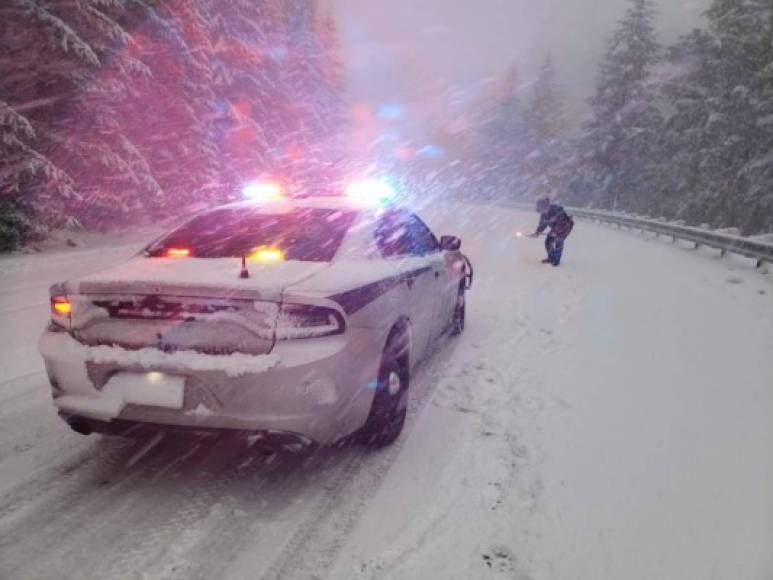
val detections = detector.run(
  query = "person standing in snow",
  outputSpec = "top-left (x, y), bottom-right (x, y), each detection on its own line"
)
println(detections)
top-left (529, 198), bottom-right (574, 266)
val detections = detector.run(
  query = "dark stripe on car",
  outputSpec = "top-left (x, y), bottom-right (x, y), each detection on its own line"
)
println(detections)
top-left (329, 267), bottom-right (432, 315)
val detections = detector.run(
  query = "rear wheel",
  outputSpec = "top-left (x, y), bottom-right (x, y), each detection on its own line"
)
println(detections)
top-left (360, 332), bottom-right (410, 447)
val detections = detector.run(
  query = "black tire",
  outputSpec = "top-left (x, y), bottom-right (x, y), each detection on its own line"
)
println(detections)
top-left (360, 332), bottom-right (410, 448)
top-left (67, 419), bottom-right (94, 436)
top-left (451, 288), bottom-right (466, 335)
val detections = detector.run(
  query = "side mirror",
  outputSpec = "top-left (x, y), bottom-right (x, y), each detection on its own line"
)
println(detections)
top-left (439, 235), bottom-right (462, 251)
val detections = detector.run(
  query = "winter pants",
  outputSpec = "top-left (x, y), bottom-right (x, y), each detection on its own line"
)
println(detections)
top-left (545, 234), bottom-right (565, 265)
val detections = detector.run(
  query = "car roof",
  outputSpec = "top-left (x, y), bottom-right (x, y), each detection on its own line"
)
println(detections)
top-left (218, 196), bottom-right (417, 216)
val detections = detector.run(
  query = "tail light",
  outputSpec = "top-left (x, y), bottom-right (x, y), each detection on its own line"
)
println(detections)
top-left (51, 296), bottom-right (72, 327)
top-left (273, 304), bottom-right (345, 340)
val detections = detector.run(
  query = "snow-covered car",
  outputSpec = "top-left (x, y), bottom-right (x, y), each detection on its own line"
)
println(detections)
top-left (39, 195), bottom-right (473, 447)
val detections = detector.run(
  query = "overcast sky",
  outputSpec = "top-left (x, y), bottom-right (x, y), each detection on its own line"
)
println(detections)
top-left (324, 0), bottom-right (709, 122)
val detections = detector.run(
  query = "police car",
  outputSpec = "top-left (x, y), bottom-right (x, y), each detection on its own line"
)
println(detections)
top-left (39, 181), bottom-right (473, 447)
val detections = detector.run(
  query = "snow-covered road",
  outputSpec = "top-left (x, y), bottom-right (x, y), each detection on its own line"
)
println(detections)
top-left (1, 204), bottom-right (772, 580)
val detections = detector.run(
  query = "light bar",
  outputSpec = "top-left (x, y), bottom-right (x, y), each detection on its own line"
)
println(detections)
top-left (345, 179), bottom-right (397, 205)
top-left (243, 181), bottom-right (283, 202)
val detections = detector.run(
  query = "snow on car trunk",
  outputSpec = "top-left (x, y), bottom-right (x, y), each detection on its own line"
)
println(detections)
top-left (60, 256), bottom-right (331, 355)
top-left (71, 255), bottom-right (331, 301)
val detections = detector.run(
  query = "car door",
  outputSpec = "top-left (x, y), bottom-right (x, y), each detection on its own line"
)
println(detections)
top-left (403, 213), bottom-right (454, 340)
top-left (374, 211), bottom-right (439, 363)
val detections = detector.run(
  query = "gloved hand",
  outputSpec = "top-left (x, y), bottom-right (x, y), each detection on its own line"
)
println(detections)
top-left (528, 232), bottom-right (540, 238)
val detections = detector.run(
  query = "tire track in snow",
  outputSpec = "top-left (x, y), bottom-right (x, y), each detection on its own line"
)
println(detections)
top-left (0, 434), bottom-right (139, 523)
top-left (0, 438), bottom-right (112, 518)
top-left (84, 437), bottom-right (295, 580)
top-left (4, 432), bottom-right (349, 580)
top-left (0, 439), bottom-right (153, 578)
top-left (256, 335), bottom-right (466, 580)
top-left (136, 446), bottom-right (355, 580)
top-left (0, 436), bottom-right (236, 580)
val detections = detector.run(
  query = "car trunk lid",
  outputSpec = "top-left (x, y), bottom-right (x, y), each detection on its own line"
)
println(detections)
top-left (65, 257), bottom-right (329, 355)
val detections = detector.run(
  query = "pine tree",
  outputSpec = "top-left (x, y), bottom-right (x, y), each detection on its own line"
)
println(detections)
top-left (654, 0), bottom-right (773, 232)
top-left (480, 64), bottom-right (529, 196)
top-left (315, 11), bottom-right (347, 179)
top-left (0, 102), bottom-right (54, 249)
top-left (278, 0), bottom-right (328, 186)
top-left (558, 0), bottom-right (773, 233)
top-left (574, 0), bottom-right (662, 211)
top-left (735, 0), bottom-right (773, 232)
top-left (271, 0), bottom-right (347, 189)
top-left (0, 0), bottom-right (103, 230)
top-left (523, 57), bottom-right (566, 197)
top-left (652, 30), bottom-right (718, 220)
top-left (206, 0), bottom-right (277, 186)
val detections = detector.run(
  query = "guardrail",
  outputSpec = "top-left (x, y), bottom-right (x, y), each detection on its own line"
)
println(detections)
top-left (569, 207), bottom-right (773, 268)
top-left (502, 201), bottom-right (773, 268)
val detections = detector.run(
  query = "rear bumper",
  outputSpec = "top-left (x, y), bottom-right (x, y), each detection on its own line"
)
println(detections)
top-left (60, 413), bottom-right (316, 448)
top-left (40, 329), bottom-right (384, 445)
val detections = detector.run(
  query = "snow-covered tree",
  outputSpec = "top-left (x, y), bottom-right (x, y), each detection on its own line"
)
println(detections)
top-left (314, 11), bottom-right (347, 178)
top-left (729, 0), bottom-right (773, 232)
top-left (523, 57), bottom-right (566, 197)
top-left (0, 0), bottom-right (102, 231)
top-left (651, 0), bottom-right (773, 232)
top-left (202, 0), bottom-right (345, 193)
top-left (571, 0), bottom-right (663, 211)
top-left (480, 64), bottom-right (529, 196)
top-left (1, 0), bottom-right (348, 246)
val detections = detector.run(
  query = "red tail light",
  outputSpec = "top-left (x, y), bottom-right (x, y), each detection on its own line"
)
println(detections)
top-left (274, 304), bottom-right (345, 340)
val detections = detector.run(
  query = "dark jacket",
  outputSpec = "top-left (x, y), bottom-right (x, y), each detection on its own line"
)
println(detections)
top-left (537, 204), bottom-right (574, 239)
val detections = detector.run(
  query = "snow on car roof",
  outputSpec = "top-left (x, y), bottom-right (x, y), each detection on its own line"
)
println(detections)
top-left (219, 196), bottom-right (412, 215)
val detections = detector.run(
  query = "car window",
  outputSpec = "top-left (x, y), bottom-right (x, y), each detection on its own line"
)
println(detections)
top-left (405, 213), bottom-right (440, 255)
top-left (374, 211), bottom-right (414, 258)
top-left (375, 211), bottom-right (438, 257)
top-left (146, 208), bottom-right (356, 262)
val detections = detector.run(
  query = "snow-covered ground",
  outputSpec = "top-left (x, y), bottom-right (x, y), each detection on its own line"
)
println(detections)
top-left (0, 204), bottom-right (772, 580)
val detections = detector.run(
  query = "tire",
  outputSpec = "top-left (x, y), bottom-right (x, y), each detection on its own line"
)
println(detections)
top-left (360, 332), bottom-right (410, 448)
top-left (67, 419), bottom-right (94, 436)
top-left (451, 288), bottom-right (466, 336)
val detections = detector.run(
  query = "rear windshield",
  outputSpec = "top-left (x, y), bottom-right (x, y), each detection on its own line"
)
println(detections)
top-left (146, 208), bottom-right (357, 262)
